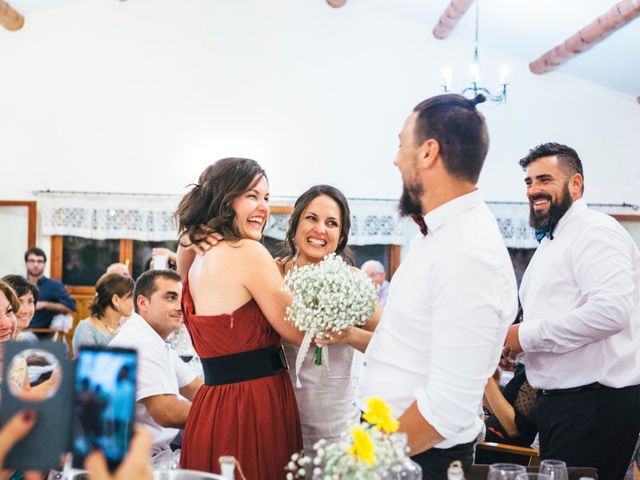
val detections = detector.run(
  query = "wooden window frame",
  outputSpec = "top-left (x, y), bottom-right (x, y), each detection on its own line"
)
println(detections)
top-left (0, 200), bottom-right (37, 248)
top-left (50, 237), bottom-right (133, 287)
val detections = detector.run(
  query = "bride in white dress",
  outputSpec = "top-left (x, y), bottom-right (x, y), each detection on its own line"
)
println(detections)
top-left (279, 185), bottom-right (381, 452)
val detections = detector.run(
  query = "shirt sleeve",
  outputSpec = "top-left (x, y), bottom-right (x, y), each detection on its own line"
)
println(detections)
top-left (170, 350), bottom-right (197, 388)
top-left (54, 281), bottom-right (77, 311)
top-left (519, 224), bottom-right (637, 354)
top-left (136, 342), bottom-right (180, 401)
top-left (72, 321), bottom-right (94, 356)
top-left (414, 250), bottom-right (516, 445)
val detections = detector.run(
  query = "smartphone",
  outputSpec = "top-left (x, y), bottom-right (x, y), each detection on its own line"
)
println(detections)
top-left (72, 345), bottom-right (137, 471)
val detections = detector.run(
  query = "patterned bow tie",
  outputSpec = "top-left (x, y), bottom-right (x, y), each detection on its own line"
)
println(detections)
top-left (535, 228), bottom-right (554, 243)
top-left (411, 214), bottom-right (428, 236)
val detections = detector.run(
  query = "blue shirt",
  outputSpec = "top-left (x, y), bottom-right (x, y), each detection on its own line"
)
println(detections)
top-left (29, 277), bottom-right (77, 328)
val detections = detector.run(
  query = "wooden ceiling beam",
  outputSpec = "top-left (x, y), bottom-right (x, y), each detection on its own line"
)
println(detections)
top-left (0, 0), bottom-right (24, 31)
top-left (530, 0), bottom-right (640, 74)
top-left (433, 0), bottom-right (475, 40)
top-left (326, 0), bottom-right (346, 8)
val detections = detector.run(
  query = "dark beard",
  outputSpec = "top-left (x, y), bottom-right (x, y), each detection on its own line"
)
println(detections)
top-left (529, 183), bottom-right (573, 232)
top-left (398, 182), bottom-right (423, 218)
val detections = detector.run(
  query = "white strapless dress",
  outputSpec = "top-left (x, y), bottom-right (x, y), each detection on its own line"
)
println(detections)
top-left (284, 342), bottom-right (360, 452)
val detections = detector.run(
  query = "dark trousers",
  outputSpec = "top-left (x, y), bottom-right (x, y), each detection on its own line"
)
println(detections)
top-left (411, 441), bottom-right (474, 479)
top-left (537, 384), bottom-right (640, 480)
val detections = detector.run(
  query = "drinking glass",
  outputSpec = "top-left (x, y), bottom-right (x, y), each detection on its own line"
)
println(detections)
top-left (488, 464), bottom-right (527, 480)
top-left (516, 474), bottom-right (551, 480)
top-left (539, 459), bottom-right (569, 480)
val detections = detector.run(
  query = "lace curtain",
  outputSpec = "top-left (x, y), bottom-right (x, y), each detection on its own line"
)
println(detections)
top-left (36, 193), bottom-right (405, 245)
top-left (36, 192), bottom-right (637, 248)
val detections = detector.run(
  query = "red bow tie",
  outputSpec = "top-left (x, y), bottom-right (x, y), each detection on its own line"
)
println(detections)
top-left (411, 214), bottom-right (428, 236)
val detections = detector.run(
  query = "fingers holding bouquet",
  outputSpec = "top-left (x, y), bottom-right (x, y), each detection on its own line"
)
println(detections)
top-left (315, 327), bottom-right (372, 354)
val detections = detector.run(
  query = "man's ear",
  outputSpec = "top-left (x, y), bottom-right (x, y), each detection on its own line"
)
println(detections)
top-left (136, 294), bottom-right (147, 314)
top-left (418, 138), bottom-right (440, 171)
top-left (569, 173), bottom-right (584, 200)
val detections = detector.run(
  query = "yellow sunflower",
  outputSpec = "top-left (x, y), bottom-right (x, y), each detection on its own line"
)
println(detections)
top-left (347, 426), bottom-right (376, 465)
top-left (362, 396), bottom-right (399, 433)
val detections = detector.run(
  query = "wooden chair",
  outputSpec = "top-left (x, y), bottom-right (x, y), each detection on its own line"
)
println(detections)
top-left (21, 328), bottom-right (67, 343)
top-left (476, 441), bottom-right (541, 466)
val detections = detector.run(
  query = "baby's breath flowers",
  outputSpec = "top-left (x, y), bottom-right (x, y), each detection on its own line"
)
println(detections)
top-left (284, 254), bottom-right (377, 382)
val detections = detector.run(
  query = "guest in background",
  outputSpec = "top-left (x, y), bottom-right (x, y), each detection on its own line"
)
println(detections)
top-left (175, 157), bottom-right (303, 478)
top-left (503, 142), bottom-right (640, 479)
top-left (72, 273), bottom-right (135, 356)
top-left (361, 259), bottom-right (390, 306)
top-left (2, 275), bottom-right (39, 343)
top-left (0, 280), bottom-right (20, 382)
top-left (476, 365), bottom-right (538, 465)
top-left (24, 247), bottom-right (76, 329)
top-left (360, 94), bottom-right (518, 477)
top-left (110, 270), bottom-right (202, 462)
top-left (279, 185), bottom-right (381, 451)
top-left (106, 263), bottom-right (131, 277)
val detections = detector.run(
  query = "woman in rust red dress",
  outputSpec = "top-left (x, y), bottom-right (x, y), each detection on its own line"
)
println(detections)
top-left (175, 158), bottom-right (303, 479)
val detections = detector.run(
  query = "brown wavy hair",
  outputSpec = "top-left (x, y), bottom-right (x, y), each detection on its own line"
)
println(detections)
top-left (0, 280), bottom-right (20, 314)
top-left (282, 185), bottom-right (354, 265)
top-left (175, 158), bottom-right (267, 246)
top-left (89, 273), bottom-right (134, 319)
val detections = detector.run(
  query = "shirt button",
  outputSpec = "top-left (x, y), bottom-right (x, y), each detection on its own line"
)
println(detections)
top-left (363, 362), bottom-right (367, 367)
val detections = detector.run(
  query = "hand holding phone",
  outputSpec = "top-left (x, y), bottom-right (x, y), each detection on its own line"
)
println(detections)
top-left (72, 346), bottom-right (137, 472)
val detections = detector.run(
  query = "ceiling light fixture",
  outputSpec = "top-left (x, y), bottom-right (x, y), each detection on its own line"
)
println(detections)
top-left (441, 0), bottom-right (509, 104)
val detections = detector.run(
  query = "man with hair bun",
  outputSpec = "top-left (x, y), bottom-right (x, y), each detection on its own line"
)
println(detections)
top-left (360, 94), bottom-right (518, 477)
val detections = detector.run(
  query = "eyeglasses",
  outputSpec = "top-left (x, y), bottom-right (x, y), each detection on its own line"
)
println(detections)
top-left (26, 259), bottom-right (45, 264)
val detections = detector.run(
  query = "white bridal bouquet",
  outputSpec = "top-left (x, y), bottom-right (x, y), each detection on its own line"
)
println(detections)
top-left (284, 397), bottom-right (421, 480)
top-left (283, 253), bottom-right (377, 382)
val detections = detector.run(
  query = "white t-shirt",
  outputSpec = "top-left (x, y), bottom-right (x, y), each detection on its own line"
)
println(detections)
top-left (361, 190), bottom-right (518, 449)
top-left (109, 313), bottom-right (196, 455)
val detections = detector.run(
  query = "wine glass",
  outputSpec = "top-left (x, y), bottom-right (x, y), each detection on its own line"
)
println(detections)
top-left (539, 459), bottom-right (568, 480)
top-left (488, 463), bottom-right (527, 480)
top-left (515, 474), bottom-right (551, 480)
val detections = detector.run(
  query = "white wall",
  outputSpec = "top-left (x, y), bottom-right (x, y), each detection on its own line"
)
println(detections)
top-left (1, 0), bottom-right (639, 209)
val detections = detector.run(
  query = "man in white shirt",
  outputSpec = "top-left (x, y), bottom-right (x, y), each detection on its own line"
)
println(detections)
top-left (360, 93), bottom-right (518, 477)
top-left (503, 142), bottom-right (640, 480)
top-left (110, 270), bottom-right (203, 459)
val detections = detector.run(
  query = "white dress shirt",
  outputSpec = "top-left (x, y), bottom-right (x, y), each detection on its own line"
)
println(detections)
top-left (361, 190), bottom-right (518, 449)
top-left (109, 313), bottom-right (197, 455)
top-left (519, 198), bottom-right (640, 390)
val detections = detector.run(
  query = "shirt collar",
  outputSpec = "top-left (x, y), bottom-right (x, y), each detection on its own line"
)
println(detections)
top-left (129, 312), bottom-right (167, 347)
top-left (551, 197), bottom-right (587, 238)
top-left (424, 190), bottom-right (483, 234)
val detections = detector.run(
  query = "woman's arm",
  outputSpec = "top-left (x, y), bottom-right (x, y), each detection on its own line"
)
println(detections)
top-left (483, 376), bottom-right (520, 438)
top-left (242, 242), bottom-right (304, 346)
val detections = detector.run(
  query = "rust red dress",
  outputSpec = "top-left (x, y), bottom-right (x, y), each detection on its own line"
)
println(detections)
top-left (180, 280), bottom-right (302, 479)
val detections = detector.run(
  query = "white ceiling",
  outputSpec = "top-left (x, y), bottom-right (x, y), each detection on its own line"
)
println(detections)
top-left (6, 0), bottom-right (640, 96)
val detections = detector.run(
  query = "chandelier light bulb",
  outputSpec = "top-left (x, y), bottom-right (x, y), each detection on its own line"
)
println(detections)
top-left (499, 65), bottom-right (510, 85)
top-left (441, 66), bottom-right (453, 91)
top-left (468, 62), bottom-right (480, 83)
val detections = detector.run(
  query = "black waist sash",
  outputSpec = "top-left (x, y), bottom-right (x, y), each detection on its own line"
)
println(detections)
top-left (201, 345), bottom-right (288, 386)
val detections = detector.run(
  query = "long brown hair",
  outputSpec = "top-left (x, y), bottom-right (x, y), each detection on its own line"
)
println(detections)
top-left (282, 185), bottom-right (354, 265)
top-left (175, 158), bottom-right (267, 246)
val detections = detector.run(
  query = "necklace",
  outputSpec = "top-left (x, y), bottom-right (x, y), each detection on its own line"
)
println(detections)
top-left (97, 317), bottom-right (119, 335)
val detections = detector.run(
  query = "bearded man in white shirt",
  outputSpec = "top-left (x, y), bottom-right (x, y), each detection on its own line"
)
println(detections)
top-left (503, 142), bottom-right (640, 480)
top-left (359, 93), bottom-right (518, 477)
